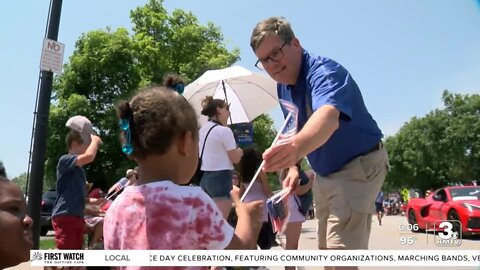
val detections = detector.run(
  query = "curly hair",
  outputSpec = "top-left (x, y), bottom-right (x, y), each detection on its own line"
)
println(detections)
top-left (238, 146), bottom-right (263, 183)
top-left (117, 86), bottom-right (198, 159)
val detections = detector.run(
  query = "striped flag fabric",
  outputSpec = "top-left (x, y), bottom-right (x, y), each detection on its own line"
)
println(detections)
top-left (276, 99), bottom-right (299, 145)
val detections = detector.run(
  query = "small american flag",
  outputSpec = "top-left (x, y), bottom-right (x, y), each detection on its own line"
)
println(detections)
top-left (240, 99), bottom-right (299, 202)
top-left (276, 99), bottom-right (299, 145)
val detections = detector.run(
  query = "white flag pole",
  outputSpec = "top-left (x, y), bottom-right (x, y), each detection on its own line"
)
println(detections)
top-left (240, 112), bottom-right (293, 202)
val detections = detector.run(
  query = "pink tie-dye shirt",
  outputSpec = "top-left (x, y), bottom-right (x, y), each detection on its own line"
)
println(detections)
top-left (103, 181), bottom-right (234, 270)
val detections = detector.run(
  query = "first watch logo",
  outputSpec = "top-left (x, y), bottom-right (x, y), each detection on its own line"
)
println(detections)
top-left (30, 251), bottom-right (43, 262)
top-left (434, 220), bottom-right (462, 247)
top-left (32, 251), bottom-right (85, 265)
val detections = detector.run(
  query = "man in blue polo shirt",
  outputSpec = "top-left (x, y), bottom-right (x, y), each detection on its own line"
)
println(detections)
top-left (250, 17), bottom-right (389, 267)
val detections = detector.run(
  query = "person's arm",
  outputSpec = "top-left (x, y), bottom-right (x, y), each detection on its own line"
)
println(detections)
top-left (222, 127), bottom-right (243, 164)
top-left (84, 201), bottom-right (100, 216)
top-left (225, 189), bottom-right (263, 249)
top-left (86, 197), bottom-right (106, 204)
top-left (259, 171), bottom-right (273, 197)
top-left (107, 184), bottom-right (119, 195)
top-left (75, 135), bottom-right (102, 167)
top-left (107, 177), bottom-right (128, 195)
top-left (238, 182), bottom-right (246, 198)
top-left (263, 65), bottom-right (355, 173)
top-left (262, 105), bottom-right (339, 172)
top-left (281, 166), bottom-right (300, 194)
top-left (294, 105), bottom-right (339, 159)
top-left (227, 148), bottom-right (243, 164)
top-left (194, 188), bottom-right (262, 250)
top-left (296, 170), bottom-right (314, 196)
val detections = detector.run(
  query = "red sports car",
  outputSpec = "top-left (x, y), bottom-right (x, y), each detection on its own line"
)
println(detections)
top-left (406, 186), bottom-right (480, 235)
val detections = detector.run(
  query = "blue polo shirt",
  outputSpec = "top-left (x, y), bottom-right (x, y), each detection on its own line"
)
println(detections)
top-left (278, 50), bottom-right (383, 176)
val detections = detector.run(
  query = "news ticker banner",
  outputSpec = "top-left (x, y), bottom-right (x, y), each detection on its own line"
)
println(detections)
top-left (30, 250), bottom-right (480, 267)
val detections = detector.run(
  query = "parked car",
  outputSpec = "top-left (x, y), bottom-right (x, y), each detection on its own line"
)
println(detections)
top-left (40, 188), bottom-right (57, 236)
top-left (406, 186), bottom-right (480, 235)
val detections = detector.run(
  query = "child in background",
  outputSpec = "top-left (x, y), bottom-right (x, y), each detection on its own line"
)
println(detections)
top-left (279, 163), bottom-right (312, 270)
top-left (103, 86), bottom-right (263, 269)
top-left (0, 176), bottom-right (33, 269)
top-left (238, 146), bottom-right (275, 249)
top-left (51, 115), bottom-right (103, 249)
top-left (85, 184), bottom-right (106, 249)
top-left (107, 168), bottom-right (138, 199)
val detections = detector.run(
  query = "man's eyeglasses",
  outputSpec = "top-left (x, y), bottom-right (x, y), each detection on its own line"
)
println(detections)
top-left (255, 42), bottom-right (287, 70)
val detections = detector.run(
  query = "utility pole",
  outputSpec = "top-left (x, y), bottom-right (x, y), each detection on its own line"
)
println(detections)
top-left (28, 0), bottom-right (63, 249)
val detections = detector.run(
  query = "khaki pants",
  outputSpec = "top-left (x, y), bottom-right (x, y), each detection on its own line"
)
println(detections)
top-left (313, 147), bottom-right (389, 249)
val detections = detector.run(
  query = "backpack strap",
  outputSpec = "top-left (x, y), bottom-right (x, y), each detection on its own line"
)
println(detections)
top-left (200, 124), bottom-right (219, 160)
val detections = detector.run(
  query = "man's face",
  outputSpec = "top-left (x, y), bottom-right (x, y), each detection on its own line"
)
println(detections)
top-left (254, 35), bottom-right (302, 85)
top-left (0, 182), bottom-right (33, 268)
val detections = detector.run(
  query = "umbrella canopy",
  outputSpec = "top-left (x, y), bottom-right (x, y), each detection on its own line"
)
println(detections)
top-left (183, 66), bottom-right (279, 125)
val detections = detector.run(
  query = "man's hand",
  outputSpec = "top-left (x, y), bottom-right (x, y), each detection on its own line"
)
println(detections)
top-left (262, 140), bottom-right (299, 172)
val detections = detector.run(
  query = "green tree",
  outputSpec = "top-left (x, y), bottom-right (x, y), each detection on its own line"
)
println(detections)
top-left (384, 90), bottom-right (480, 192)
top-left (12, 173), bottom-right (28, 193)
top-left (45, 0), bottom-right (239, 190)
top-left (45, 28), bottom-right (141, 189)
top-left (250, 114), bottom-right (281, 190)
top-left (252, 114), bottom-right (276, 153)
top-left (130, 0), bottom-right (239, 84)
top-left (441, 91), bottom-right (480, 180)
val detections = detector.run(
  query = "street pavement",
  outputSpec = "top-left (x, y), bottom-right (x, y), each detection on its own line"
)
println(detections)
top-left (7, 215), bottom-right (480, 270)
top-left (268, 215), bottom-right (480, 270)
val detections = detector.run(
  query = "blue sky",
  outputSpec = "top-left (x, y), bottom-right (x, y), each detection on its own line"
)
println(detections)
top-left (1, 0), bottom-right (479, 178)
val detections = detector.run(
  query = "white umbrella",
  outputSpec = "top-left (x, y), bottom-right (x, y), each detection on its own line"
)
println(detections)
top-left (183, 66), bottom-right (279, 125)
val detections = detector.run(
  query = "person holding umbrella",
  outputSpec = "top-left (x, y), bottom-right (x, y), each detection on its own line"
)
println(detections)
top-left (250, 17), bottom-right (389, 270)
top-left (199, 96), bottom-right (244, 219)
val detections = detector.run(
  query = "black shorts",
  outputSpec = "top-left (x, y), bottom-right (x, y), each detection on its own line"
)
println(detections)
top-left (375, 202), bottom-right (383, 213)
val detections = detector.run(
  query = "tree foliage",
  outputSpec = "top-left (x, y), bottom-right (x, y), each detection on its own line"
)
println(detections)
top-left (45, 0), bottom-right (239, 190)
top-left (12, 172), bottom-right (28, 194)
top-left (250, 114), bottom-right (281, 190)
top-left (252, 114), bottom-right (276, 153)
top-left (385, 90), bottom-right (480, 193)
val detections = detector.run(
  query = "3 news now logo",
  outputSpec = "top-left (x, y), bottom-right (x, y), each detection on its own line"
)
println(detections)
top-left (434, 220), bottom-right (462, 247)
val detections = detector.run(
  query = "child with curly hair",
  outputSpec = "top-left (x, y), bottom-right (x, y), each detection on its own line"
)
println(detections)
top-left (103, 86), bottom-right (263, 270)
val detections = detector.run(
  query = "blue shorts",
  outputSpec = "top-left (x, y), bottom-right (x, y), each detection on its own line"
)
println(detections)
top-left (200, 170), bottom-right (233, 199)
top-left (375, 202), bottom-right (383, 213)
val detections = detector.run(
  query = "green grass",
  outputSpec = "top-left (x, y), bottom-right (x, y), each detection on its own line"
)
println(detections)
top-left (39, 238), bottom-right (56, 250)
